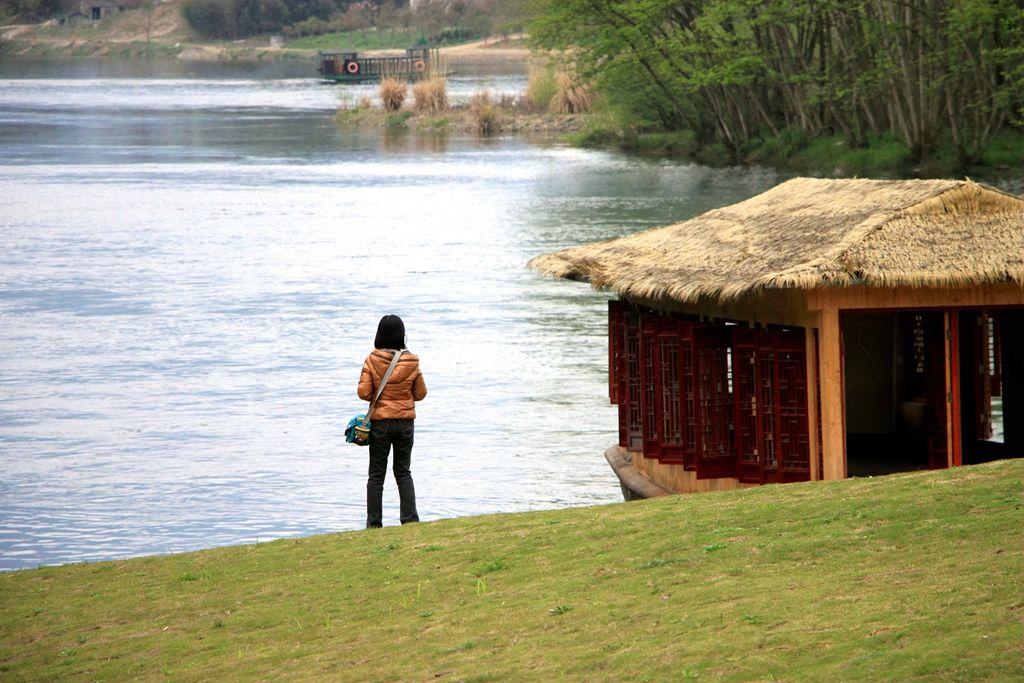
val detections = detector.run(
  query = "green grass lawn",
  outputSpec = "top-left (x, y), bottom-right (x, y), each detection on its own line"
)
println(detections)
top-left (2, 459), bottom-right (1022, 681)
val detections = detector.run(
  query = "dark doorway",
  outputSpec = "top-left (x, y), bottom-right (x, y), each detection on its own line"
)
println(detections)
top-left (843, 311), bottom-right (946, 476)
top-left (959, 309), bottom-right (1023, 464)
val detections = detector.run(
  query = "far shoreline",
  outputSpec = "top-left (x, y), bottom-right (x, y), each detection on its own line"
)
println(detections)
top-left (4, 24), bottom-right (1020, 190)
top-left (0, 17), bottom-right (532, 69)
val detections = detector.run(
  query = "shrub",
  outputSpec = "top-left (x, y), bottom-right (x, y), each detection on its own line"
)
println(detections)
top-left (549, 73), bottom-right (594, 115)
top-left (468, 92), bottom-right (500, 135)
top-left (633, 130), bottom-right (700, 157)
top-left (412, 78), bottom-right (449, 114)
top-left (182, 0), bottom-right (237, 39)
top-left (379, 78), bottom-right (407, 113)
top-left (525, 65), bottom-right (557, 112)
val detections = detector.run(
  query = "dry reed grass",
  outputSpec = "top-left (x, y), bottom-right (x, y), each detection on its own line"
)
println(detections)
top-left (379, 79), bottom-right (407, 113)
top-left (468, 92), bottom-right (500, 135)
top-left (496, 93), bottom-right (519, 109)
top-left (549, 73), bottom-right (594, 115)
top-left (356, 95), bottom-right (373, 110)
top-left (412, 78), bottom-right (449, 114)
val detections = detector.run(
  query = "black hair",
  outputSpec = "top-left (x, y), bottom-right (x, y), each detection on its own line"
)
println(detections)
top-left (374, 314), bottom-right (406, 350)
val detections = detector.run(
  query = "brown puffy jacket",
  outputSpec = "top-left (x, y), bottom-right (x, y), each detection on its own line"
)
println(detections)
top-left (358, 349), bottom-right (427, 420)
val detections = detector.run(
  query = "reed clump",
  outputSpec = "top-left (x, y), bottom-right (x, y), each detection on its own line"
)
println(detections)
top-left (525, 65), bottom-right (558, 113)
top-left (468, 92), bottom-right (500, 135)
top-left (549, 73), bottom-right (594, 115)
top-left (379, 78), bottom-right (407, 113)
top-left (412, 77), bottom-right (449, 114)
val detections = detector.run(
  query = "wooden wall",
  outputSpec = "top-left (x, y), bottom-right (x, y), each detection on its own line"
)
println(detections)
top-left (632, 450), bottom-right (756, 494)
top-left (626, 283), bottom-right (1024, 484)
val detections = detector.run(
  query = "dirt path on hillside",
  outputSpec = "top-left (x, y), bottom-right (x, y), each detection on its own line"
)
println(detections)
top-left (440, 35), bottom-right (530, 65)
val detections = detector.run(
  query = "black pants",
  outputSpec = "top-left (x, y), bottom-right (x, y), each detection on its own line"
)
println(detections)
top-left (366, 419), bottom-right (418, 528)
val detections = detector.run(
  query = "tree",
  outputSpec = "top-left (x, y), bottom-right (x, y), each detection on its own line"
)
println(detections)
top-left (528, 0), bottom-right (1024, 166)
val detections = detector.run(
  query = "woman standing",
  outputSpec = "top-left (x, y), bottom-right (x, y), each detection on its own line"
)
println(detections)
top-left (358, 315), bottom-right (427, 528)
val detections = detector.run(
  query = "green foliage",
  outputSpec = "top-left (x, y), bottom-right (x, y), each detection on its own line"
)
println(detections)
top-left (629, 130), bottom-right (700, 158)
top-left (472, 559), bottom-right (509, 576)
top-left (182, 0), bottom-right (236, 40)
top-left (282, 0), bottom-right (526, 45)
top-left (980, 129), bottom-right (1024, 168)
top-left (568, 126), bottom-right (627, 150)
top-left (694, 141), bottom-right (731, 167)
top-left (525, 64), bottom-right (557, 111)
top-left (529, 0), bottom-right (1024, 166)
top-left (385, 110), bottom-right (413, 127)
top-left (0, 0), bottom-right (61, 21)
top-left (784, 132), bottom-right (913, 177)
top-left (183, 0), bottom-right (353, 40)
top-left (746, 127), bottom-right (810, 165)
top-left (564, 91), bottom-right (651, 149)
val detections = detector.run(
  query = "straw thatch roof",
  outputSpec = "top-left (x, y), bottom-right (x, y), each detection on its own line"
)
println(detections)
top-left (528, 178), bottom-right (1024, 303)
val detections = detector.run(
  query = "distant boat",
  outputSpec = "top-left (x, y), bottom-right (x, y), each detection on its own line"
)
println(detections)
top-left (318, 47), bottom-right (441, 83)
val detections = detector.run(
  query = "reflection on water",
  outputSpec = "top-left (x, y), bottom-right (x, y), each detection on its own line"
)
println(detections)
top-left (0, 59), bottom-right (789, 570)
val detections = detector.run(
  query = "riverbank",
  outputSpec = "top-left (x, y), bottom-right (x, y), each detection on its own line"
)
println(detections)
top-left (337, 103), bottom-right (585, 136)
top-left (572, 119), bottom-right (1024, 186)
top-left (0, 6), bottom-right (529, 67)
top-left (2, 458), bottom-right (1022, 680)
top-left (337, 98), bottom-right (1024, 185)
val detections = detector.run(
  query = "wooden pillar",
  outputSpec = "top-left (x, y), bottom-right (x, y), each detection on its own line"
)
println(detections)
top-left (818, 306), bottom-right (847, 479)
top-left (806, 327), bottom-right (821, 480)
top-left (945, 311), bottom-right (962, 467)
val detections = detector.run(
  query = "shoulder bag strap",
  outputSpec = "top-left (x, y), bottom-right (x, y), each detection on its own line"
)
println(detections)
top-left (366, 350), bottom-right (404, 421)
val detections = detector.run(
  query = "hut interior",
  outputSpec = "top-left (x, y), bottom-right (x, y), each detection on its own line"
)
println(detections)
top-left (844, 308), bottom-right (1022, 477)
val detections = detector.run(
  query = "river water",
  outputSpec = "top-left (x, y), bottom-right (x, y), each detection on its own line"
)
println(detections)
top-left (0, 58), bottom-right (789, 570)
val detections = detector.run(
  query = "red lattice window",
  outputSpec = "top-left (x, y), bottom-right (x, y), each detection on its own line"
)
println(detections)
top-left (681, 333), bottom-right (698, 470)
top-left (733, 328), bottom-right (762, 483)
top-left (774, 331), bottom-right (810, 482)
top-left (608, 300), bottom-right (626, 406)
top-left (640, 315), bottom-right (662, 458)
top-left (732, 328), bottom-right (809, 484)
top-left (607, 303), bottom-right (810, 485)
top-left (760, 351), bottom-right (778, 472)
top-left (623, 308), bottom-right (643, 451)
top-left (694, 326), bottom-right (736, 479)
top-left (657, 325), bottom-right (685, 463)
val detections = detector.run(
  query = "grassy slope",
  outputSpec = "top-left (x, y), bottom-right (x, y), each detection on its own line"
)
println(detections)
top-left (1, 459), bottom-right (1022, 682)
top-left (288, 29), bottom-right (430, 51)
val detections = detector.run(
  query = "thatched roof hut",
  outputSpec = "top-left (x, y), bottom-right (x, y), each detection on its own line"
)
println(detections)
top-left (530, 177), bottom-right (1024, 497)
top-left (529, 178), bottom-right (1024, 303)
